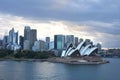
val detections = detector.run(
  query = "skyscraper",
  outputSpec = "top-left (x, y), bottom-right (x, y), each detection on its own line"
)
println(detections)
top-left (15, 31), bottom-right (18, 44)
top-left (46, 37), bottom-right (50, 43)
top-left (19, 36), bottom-right (24, 49)
top-left (8, 28), bottom-right (14, 44)
top-left (7, 28), bottom-right (20, 50)
top-left (65, 35), bottom-right (74, 44)
top-left (23, 40), bottom-right (30, 50)
top-left (8, 28), bottom-right (18, 45)
top-left (75, 37), bottom-right (79, 47)
top-left (30, 29), bottom-right (37, 48)
top-left (54, 35), bottom-right (65, 50)
top-left (65, 35), bottom-right (74, 48)
top-left (24, 26), bottom-right (37, 49)
top-left (2, 35), bottom-right (8, 49)
top-left (79, 38), bottom-right (83, 43)
top-left (46, 37), bottom-right (50, 50)
top-left (32, 40), bottom-right (46, 51)
top-left (49, 41), bottom-right (54, 50)
top-left (32, 41), bottom-right (41, 51)
top-left (85, 39), bottom-right (91, 46)
top-left (39, 40), bottom-right (46, 51)
top-left (96, 43), bottom-right (102, 53)
top-left (0, 39), bottom-right (2, 49)
top-left (24, 26), bottom-right (31, 41)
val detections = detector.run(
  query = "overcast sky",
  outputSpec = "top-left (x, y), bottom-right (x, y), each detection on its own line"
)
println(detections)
top-left (0, 0), bottom-right (120, 48)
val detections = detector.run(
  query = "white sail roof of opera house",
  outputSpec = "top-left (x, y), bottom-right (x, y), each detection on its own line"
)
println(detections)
top-left (61, 40), bottom-right (99, 57)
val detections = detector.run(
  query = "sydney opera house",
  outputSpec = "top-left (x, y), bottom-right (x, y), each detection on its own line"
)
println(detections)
top-left (61, 40), bottom-right (100, 57)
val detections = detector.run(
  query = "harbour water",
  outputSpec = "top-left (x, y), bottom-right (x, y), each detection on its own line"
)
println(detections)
top-left (0, 58), bottom-right (120, 80)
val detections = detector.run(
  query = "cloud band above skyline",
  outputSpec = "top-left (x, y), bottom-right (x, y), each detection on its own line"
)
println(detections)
top-left (0, 0), bottom-right (120, 48)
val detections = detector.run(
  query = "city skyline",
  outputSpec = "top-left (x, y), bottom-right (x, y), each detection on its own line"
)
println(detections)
top-left (0, 1), bottom-right (120, 80)
top-left (1, 27), bottom-right (102, 51)
top-left (0, 0), bottom-right (120, 48)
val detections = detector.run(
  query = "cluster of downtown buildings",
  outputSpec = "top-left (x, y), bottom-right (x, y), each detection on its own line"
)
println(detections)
top-left (0, 26), bottom-right (101, 55)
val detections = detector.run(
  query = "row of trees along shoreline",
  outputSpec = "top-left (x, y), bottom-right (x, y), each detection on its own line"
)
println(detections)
top-left (0, 49), bottom-right (56, 59)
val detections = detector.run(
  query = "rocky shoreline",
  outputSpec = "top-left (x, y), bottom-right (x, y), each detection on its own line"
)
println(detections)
top-left (47, 57), bottom-right (109, 65)
top-left (0, 56), bottom-right (109, 64)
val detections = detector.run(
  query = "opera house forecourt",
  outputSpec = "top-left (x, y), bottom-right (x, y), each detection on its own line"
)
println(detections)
top-left (48, 40), bottom-right (109, 64)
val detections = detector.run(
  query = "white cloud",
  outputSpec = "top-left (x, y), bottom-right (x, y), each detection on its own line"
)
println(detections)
top-left (0, 14), bottom-right (95, 41)
top-left (0, 13), bottom-right (120, 48)
top-left (0, 14), bottom-right (84, 40)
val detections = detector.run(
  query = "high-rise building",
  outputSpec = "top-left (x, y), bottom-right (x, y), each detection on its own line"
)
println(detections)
top-left (23, 40), bottom-right (30, 50)
top-left (30, 29), bottom-right (37, 48)
top-left (65, 35), bottom-right (74, 44)
top-left (49, 41), bottom-right (54, 50)
top-left (24, 26), bottom-right (37, 49)
top-left (45, 37), bottom-right (50, 50)
top-left (7, 28), bottom-right (20, 50)
top-left (2, 35), bottom-right (8, 49)
top-left (75, 37), bottom-right (79, 47)
top-left (85, 39), bottom-right (91, 46)
top-left (8, 28), bottom-right (14, 44)
top-left (0, 40), bottom-right (2, 49)
top-left (79, 38), bottom-right (83, 43)
top-left (19, 36), bottom-right (24, 49)
top-left (32, 40), bottom-right (46, 52)
top-left (24, 26), bottom-right (31, 41)
top-left (32, 41), bottom-right (40, 51)
top-left (96, 43), bottom-right (102, 53)
top-left (15, 31), bottom-right (18, 44)
top-left (65, 35), bottom-right (74, 48)
top-left (46, 37), bottom-right (50, 43)
top-left (54, 35), bottom-right (65, 50)
top-left (8, 28), bottom-right (18, 44)
top-left (39, 40), bottom-right (46, 51)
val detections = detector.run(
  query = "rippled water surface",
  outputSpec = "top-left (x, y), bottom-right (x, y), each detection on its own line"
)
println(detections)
top-left (0, 58), bottom-right (120, 80)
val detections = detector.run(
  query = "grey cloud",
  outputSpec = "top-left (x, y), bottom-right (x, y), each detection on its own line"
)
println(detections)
top-left (64, 21), bottom-right (120, 48)
top-left (83, 21), bottom-right (120, 35)
top-left (65, 21), bottom-right (120, 35)
top-left (0, 0), bottom-right (120, 48)
top-left (94, 33), bottom-right (120, 48)
top-left (69, 26), bottom-right (119, 47)
top-left (0, 0), bottom-right (120, 22)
